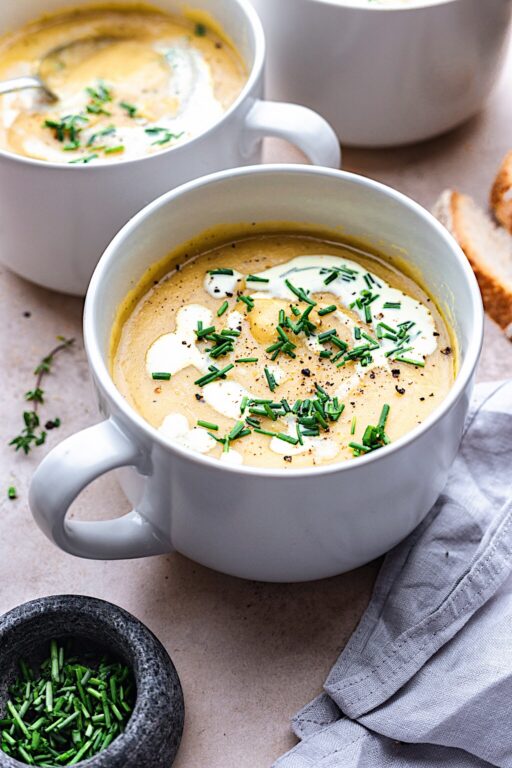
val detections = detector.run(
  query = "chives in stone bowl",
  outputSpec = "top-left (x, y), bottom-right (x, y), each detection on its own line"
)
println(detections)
top-left (0, 639), bottom-right (134, 766)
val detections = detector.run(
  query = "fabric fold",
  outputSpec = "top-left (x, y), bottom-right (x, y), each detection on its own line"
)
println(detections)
top-left (275, 381), bottom-right (512, 768)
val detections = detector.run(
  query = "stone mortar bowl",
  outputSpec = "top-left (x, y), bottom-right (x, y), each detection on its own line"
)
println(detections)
top-left (0, 595), bottom-right (184, 767)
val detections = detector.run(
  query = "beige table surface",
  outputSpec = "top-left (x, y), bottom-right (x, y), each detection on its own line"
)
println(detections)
top-left (2, 41), bottom-right (512, 768)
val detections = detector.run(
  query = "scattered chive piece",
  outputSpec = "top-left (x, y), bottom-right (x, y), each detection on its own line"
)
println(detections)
top-left (151, 372), bottom-right (171, 381)
top-left (197, 420), bottom-right (219, 431)
top-left (119, 101), bottom-right (138, 118)
top-left (217, 301), bottom-right (229, 317)
top-left (394, 356), bottom-right (425, 367)
top-left (351, 417), bottom-right (356, 435)
top-left (378, 404), bottom-right (390, 429)
top-left (194, 22), bottom-right (207, 35)
top-left (7, 486), bottom-right (17, 500)
top-left (318, 305), bottom-right (336, 316)
top-left (104, 145), bottom-right (125, 155)
top-left (285, 279), bottom-right (316, 306)
top-left (264, 367), bottom-right (277, 392)
top-left (194, 363), bottom-right (234, 387)
top-left (246, 275), bottom-right (269, 283)
top-left (68, 154), bottom-right (98, 165)
top-left (208, 268), bottom-right (233, 276)
top-left (383, 302), bottom-right (401, 309)
top-left (235, 357), bottom-right (258, 363)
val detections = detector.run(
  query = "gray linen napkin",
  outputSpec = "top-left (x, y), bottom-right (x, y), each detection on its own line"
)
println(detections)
top-left (274, 380), bottom-right (512, 768)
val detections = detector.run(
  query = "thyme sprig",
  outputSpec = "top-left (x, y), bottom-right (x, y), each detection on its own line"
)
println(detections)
top-left (9, 337), bottom-right (75, 455)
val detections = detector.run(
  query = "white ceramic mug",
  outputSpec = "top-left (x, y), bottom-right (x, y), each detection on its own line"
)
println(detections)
top-left (0, 0), bottom-right (340, 296)
top-left (251, 0), bottom-right (512, 147)
top-left (29, 165), bottom-right (483, 582)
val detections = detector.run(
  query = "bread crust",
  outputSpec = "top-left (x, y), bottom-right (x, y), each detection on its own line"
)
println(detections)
top-left (491, 151), bottom-right (512, 235)
top-left (435, 190), bottom-right (512, 332)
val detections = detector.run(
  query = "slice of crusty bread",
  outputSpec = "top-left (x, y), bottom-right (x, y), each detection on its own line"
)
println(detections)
top-left (491, 151), bottom-right (512, 234)
top-left (433, 190), bottom-right (512, 336)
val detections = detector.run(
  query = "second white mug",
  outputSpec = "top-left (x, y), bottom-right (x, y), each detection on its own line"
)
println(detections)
top-left (251, 0), bottom-right (512, 147)
top-left (0, 0), bottom-right (340, 296)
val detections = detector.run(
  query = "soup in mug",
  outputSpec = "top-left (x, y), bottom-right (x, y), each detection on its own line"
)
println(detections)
top-left (111, 229), bottom-right (456, 469)
top-left (0, 5), bottom-right (246, 163)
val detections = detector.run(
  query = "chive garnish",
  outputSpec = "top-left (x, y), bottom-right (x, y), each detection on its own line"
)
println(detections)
top-left (151, 372), bottom-right (171, 381)
top-left (318, 305), bottom-right (336, 316)
top-left (237, 295), bottom-right (255, 312)
top-left (194, 364), bottom-right (234, 387)
top-left (197, 420), bottom-right (219, 431)
top-left (68, 154), bottom-right (98, 165)
top-left (119, 101), bottom-right (138, 118)
top-left (394, 356), bottom-right (425, 367)
top-left (217, 301), bottom-right (229, 317)
top-left (284, 279), bottom-right (316, 306)
top-left (0, 641), bottom-right (134, 765)
top-left (246, 275), bottom-right (269, 283)
top-left (194, 22), bottom-right (207, 35)
top-left (104, 145), bottom-right (125, 155)
top-left (351, 417), bottom-right (356, 435)
top-left (235, 357), bottom-right (258, 363)
top-left (145, 127), bottom-right (184, 145)
top-left (264, 366), bottom-right (277, 392)
top-left (276, 433), bottom-right (299, 446)
top-left (208, 268), bottom-right (233, 276)
top-left (378, 404), bottom-right (390, 429)
top-left (383, 302), bottom-right (401, 309)
top-left (228, 421), bottom-right (246, 441)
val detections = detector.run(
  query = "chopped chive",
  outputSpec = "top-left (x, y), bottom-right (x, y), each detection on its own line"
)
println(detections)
top-left (264, 367), bottom-right (277, 392)
top-left (217, 300), bottom-right (229, 317)
top-left (349, 442), bottom-right (371, 453)
top-left (235, 357), bottom-right (258, 363)
top-left (195, 325), bottom-right (216, 339)
top-left (7, 485), bottom-right (17, 500)
top-left (228, 420), bottom-right (246, 441)
top-left (151, 372), bottom-right (171, 381)
top-left (194, 363), bottom-right (234, 387)
top-left (254, 428), bottom-right (277, 438)
top-left (378, 404), bottom-right (390, 429)
top-left (275, 433), bottom-right (299, 446)
top-left (119, 101), bottom-right (138, 118)
top-left (383, 302), bottom-right (401, 309)
top-left (351, 417), bottom-right (356, 435)
top-left (197, 420), bottom-right (219, 431)
top-left (394, 356), bottom-right (425, 367)
top-left (208, 268), bottom-right (233, 276)
top-left (318, 305), bottom-right (337, 316)
top-left (246, 275), bottom-right (269, 283)
top-left (194, 22), bottom-right (207, 35)
top-left (104, 145), bottom-right (125, 155)
top-left (284, 279), bottom-right (316, 306)
top-left (237, 295), bottom-right (255, 311)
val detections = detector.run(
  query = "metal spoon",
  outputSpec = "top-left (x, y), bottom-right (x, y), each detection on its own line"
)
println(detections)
top-left (0, 36), bottom-right (120, 102)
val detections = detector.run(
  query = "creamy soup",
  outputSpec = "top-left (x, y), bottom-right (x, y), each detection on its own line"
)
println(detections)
top-left (112, 232), bottom-right (456, 469)
top-left (0, 5), bottom-right (246, 163)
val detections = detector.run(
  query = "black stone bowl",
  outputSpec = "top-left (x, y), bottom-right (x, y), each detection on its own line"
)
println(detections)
top-left (0, 596), bottom-right (184, 767)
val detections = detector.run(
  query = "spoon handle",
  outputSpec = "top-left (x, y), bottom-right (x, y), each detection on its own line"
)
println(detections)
top-left (0, 75), bottom-right (55, 99)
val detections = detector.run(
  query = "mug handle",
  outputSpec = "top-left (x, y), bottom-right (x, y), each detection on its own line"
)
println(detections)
top-left (242, 99), bottom-right (341, 169)
top-left (29, 419), bottom-right (171, 560)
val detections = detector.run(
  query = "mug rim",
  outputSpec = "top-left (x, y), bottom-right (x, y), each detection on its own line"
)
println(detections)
top-left (0, 0), bottom-right (265, 172)
top-left (84, 163), bottom-right (484, 478)
top-left (304, 0), bottom-right (460, 10)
